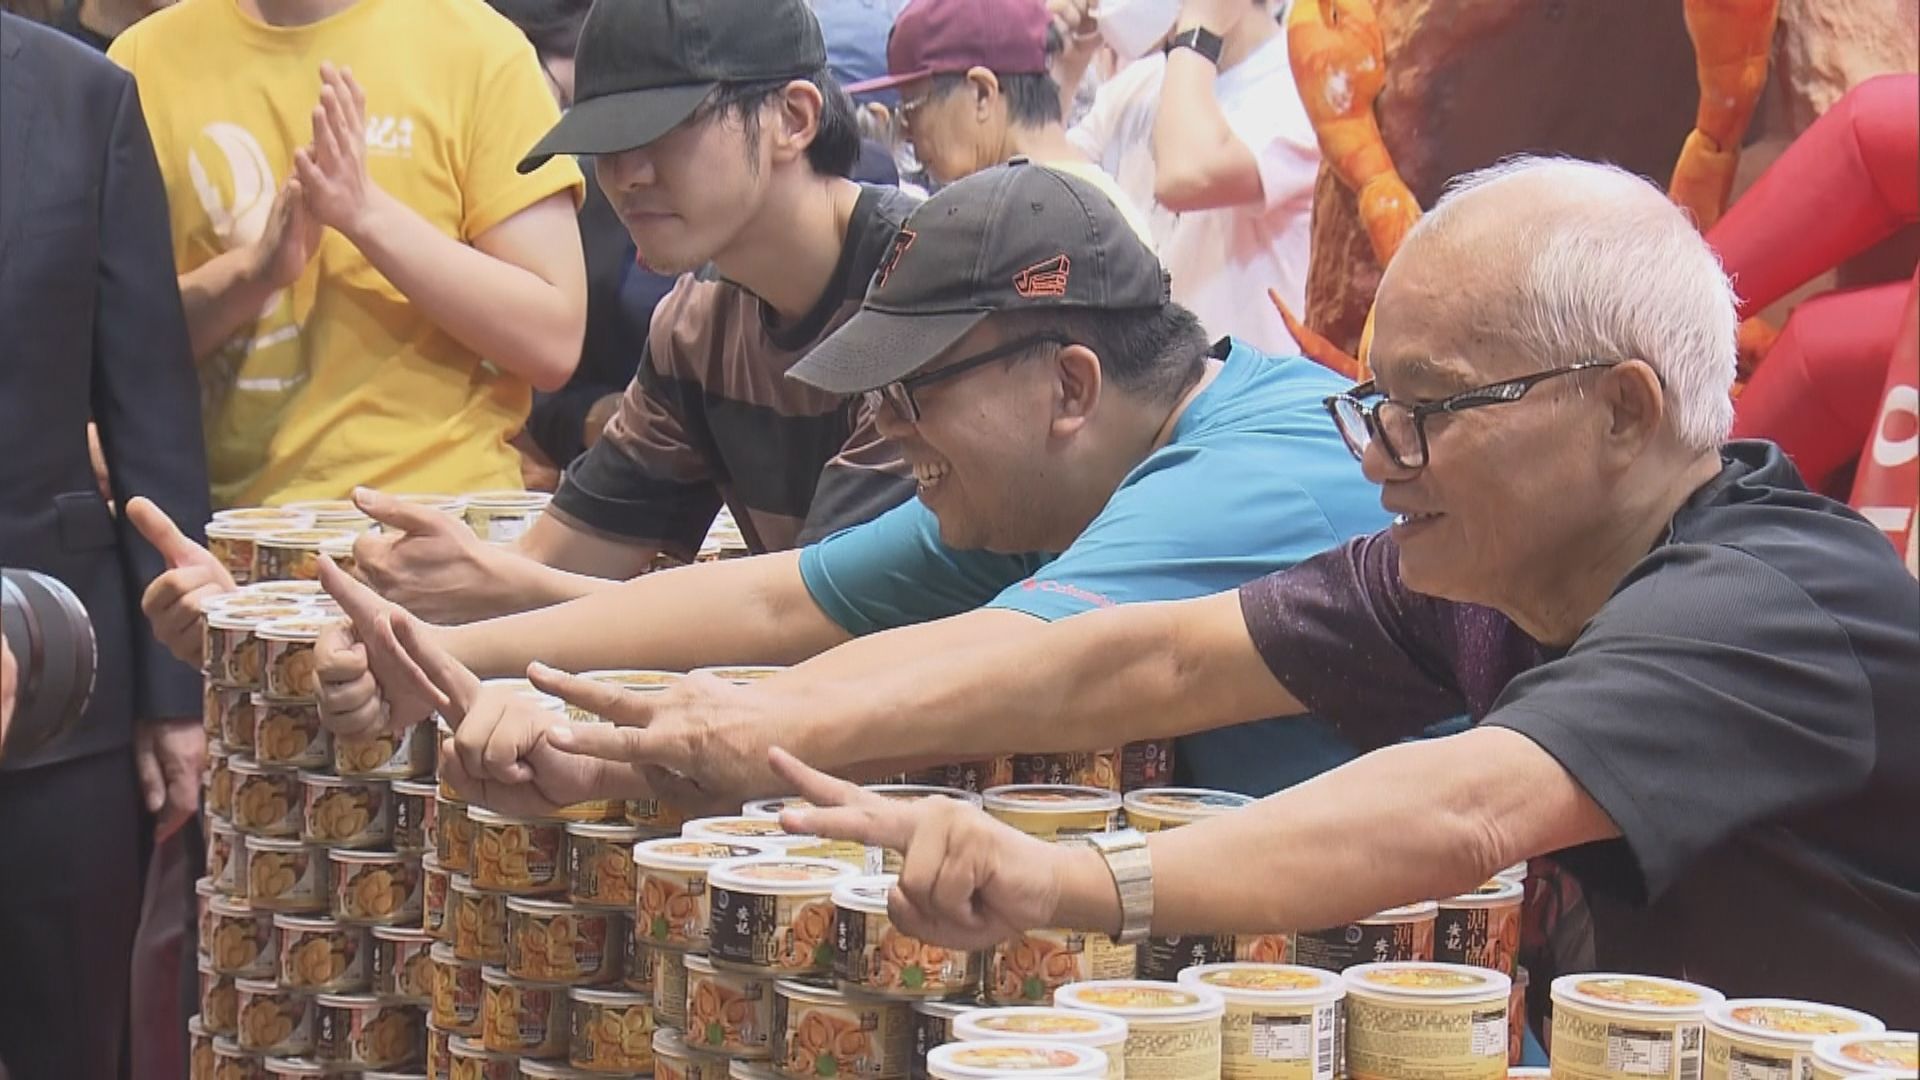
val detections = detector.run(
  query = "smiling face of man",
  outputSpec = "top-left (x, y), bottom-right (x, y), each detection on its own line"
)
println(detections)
top-left (1363, 228), bottom-right (1624, 608)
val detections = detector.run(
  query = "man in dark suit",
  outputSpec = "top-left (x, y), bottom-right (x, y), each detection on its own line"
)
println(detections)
top-left (0, 13), bottom-right (211, 1080)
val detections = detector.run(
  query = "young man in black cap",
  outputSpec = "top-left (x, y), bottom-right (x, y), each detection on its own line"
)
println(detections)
top-left (133, 0), bottom-right (924, 648)
top-left (317, 162), bottom-right (1389, 809)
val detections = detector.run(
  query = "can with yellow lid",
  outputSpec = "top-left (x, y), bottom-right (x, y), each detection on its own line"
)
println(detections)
top-left (1178, 963), bottom-right (1343, 1080)
top-left (1703, 999), bottom-right (1886, 1080)
top-left (1341, 962), bottom-right (1510, 1080)
top-left (1546, 973), bottom-right (1724, 1080)
top-left (982, 786), bottom-right (1122, 840)
top-left (1053, 980), bottom-right (1225, 1080)
top-left (953, 1007), bottom-right (1128, 1080)
top-left (1120, 788), bottom-right (1254, 833)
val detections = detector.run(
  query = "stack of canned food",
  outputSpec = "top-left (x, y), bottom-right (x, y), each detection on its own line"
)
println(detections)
top-left (193, 506), bottom-right (439, 1079)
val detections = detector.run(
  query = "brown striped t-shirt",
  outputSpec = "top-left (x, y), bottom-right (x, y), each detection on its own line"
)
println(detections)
top-left (548, 185), bottom-right (919, 560)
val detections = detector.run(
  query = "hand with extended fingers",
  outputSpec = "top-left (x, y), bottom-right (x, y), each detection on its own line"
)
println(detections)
top-left (390, 614), bottom-right (659, 817)
top-left (348, 487), bottom-right (509, 625)
top-left (535, 669), bottom-right (782, 817)
top-left (770, 748), bottom-right (1079, 951)
top-left (315, 554), bottom-right (440, 738)
top-left (294, 63), bottom-right (383, 243)
top-left (129, 497), bottom-right (236, 668)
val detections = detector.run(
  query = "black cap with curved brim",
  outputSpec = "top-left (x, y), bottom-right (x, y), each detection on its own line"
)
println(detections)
top-left (517, 0), bottom-right (829, 174)
top-left (788, 160), bottom-right (1172, 395)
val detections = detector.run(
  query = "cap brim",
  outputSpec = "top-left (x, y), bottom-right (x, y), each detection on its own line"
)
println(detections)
top-left (843, 68), bottom-right (931, 96)
top-left (516, 82), bottom-right (717, 174)
top-left (787, 307), bottom-right (992, 394)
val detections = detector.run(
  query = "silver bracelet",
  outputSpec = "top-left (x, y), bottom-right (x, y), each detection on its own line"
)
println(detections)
top-left (1081, 828), bottom-right (1154, 944)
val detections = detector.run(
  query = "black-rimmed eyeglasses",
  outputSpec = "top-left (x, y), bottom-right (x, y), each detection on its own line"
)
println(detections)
top-left (865, 333), bottom-right (1069, 424)
top-left (1323, 361), bottom-right (1624, 470)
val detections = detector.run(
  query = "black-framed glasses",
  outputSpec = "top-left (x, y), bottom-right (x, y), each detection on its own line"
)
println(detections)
top-left (1323, 361), bottom-right (1623, 469)
top-left (865, 333), bottom-right (1069, 424)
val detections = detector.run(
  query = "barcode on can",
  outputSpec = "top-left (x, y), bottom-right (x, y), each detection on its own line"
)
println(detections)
top-left (1677, 1022), bottom-right (1703, 1080)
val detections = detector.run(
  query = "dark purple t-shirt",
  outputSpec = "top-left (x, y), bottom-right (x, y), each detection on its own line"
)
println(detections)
top-left (1237, 442), bottom-right (1920, 1026)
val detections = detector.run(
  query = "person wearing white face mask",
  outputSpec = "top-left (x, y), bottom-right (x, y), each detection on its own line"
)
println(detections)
top-left (1048, 0), bottom-right (1319, 357)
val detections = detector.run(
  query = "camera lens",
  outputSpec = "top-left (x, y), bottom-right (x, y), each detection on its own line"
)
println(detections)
top-left (1, 569), bottom-right (98, 759)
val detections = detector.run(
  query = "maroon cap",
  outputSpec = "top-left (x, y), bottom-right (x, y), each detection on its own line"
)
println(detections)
top-left (844, 0), bottom-right (1052, 95)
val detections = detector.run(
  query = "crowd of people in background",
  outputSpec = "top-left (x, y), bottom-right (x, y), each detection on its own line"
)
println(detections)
top-left (0, 0), bottom-right (1913, 1077)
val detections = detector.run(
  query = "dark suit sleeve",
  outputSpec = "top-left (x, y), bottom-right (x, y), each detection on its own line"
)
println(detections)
top-left (92, 72), bottom-right (210, 723)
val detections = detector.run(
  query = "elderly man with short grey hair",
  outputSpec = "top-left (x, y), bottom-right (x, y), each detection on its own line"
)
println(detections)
top-left (761, 156), bottom-right (1920, 1025)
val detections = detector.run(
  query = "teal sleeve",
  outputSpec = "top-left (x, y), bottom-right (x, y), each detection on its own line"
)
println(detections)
top-left (987, 435), bottom-right (1390, 622)
top-left (798, 498), bottom-right (1051, 636)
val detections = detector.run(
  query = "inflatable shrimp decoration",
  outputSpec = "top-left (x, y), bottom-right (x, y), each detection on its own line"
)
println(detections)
top-left (1276, 0), bottom-right (1779, 382)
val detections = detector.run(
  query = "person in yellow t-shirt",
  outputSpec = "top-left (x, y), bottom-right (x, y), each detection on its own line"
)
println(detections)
top-left (108, 0), bottom-right (587, 508)
top-left (847, 0), bottom-right (1155, 245)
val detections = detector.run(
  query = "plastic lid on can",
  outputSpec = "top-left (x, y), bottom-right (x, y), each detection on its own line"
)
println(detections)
top-left (239, 581), bottom-right (328, 600)
top-left (390, 779), bottom-right (438, 797)
top-left (257, 528), bottom-right (356, 550)
top-left (1053, 980), bottom-right (1225, 1023)
top-left (245, 836), bottom-right (308, 853)
top-left (1443, 879), bottom-right (1525, 907)
top-left (831, 874), bottom-right (896, 916)
top-left (207, 605), bottom-right (309, 631)
top-left (730, 1062), bottom-right (783, 1080)
top-left (428, 943), bottom-right (464, 965)
top-left (926, 1039), bottom-right (1109, 1077)
top-left (982, 785), bottom-right (1121, 813)
top-left (867, 784), bottom-right (984, 807)
top-left (568, 986), bottom-right (649, 1006)
top-left (1494, 862), bottom-right (1528, 883)
top-left (740, 796), bottom-right (812, 820)
top-left (272, 913), bottom-right (342, 932)
top-left (1810, 1032), bottom-right (1918, 1073)
top-left (1178, 963), bottom-right (1344, 1004)
top-left (504, 896), bottom-right (576, 916)
top-left (256, 617), bottom-right (338, 643)
top-left (235, 977), bottom-right (284, 994)
top-left (466, 806), bottom-right (553, 826)
top-left (707, 856), bottom-right (858, 896)
top-left (953, 1007), bottom-right (1128, 1046)
top-left (213, 507), bottom-right (315, 525)
top-left (565, 822), bottom-right (643, 841)
top-left (915, 999), bottom-right (983, 1020)
top-left (579, 668), bottom-right (682, 689)
top-left (775, 979), bottom-right (853, 1006)
top-left (463, 490), bottom-right (552, 509)
top-left (1549, 973), bottom-right (1724, 1015)
top-left (683, 815), bottom-right (815, 846)
top-left (314, 992), bottom-right (381, 1009)
top-left (689, 665), bottom-right (784, 683)
top-left (261, 1056), bottom-right (332, 1077)
top-left (632, 836), bottom-right (776, 872)
top-left (1360, 900), bottom-right (1439, 923)
top-left (327, 849), bottom-right (408, 866)
top-left (371, 925), bottom-right (431, 943)
top-left (1121, 787), bottom-right (1253, 821)
top-left (1707, 1000), bottom-right (1887, 1046)
top-left (1342, 962), bottom-right (1511, 1002)
top-left (520, 1061), bottom-right (600, 1079)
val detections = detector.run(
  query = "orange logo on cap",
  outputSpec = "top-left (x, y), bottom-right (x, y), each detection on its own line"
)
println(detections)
top-left (1014, 254), bottom-right (1071, 298)
top-left (876, 228), bottom-right (916, 288)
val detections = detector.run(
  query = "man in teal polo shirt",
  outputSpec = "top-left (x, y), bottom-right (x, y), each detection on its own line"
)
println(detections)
top-left (317, 162), bottom-right (1389, 809)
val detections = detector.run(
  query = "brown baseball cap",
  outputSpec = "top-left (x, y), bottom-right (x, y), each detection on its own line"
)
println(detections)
top-left (788, 160), bottom-right (1171, 394)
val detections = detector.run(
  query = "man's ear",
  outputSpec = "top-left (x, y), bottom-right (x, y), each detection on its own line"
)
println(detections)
top-left (966, 67), bottom-right (1001, 117)
top-left (1597, 357), bottom-right (1666, 466)
top-left (769, 79), bottom-right (826, 165)
top-left (1052, 343), bottom-right (1102, 437)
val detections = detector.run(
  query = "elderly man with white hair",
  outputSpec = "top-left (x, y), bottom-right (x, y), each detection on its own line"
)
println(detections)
top-left (759, 156), bottom-right (1920, 1024)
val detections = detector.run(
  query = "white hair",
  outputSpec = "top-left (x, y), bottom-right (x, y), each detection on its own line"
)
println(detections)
top-left (1406, 156), bottom-right (1739, 452)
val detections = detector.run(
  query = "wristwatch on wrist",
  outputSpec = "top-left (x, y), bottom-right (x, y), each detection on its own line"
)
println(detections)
top-left (1081, 828), bottom-right (1154, 944)
top-left (1165, 26), bottom-right (1224, 65)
